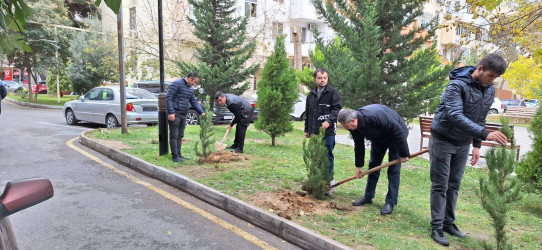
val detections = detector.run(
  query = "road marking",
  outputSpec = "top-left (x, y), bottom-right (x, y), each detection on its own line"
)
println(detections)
top-left (66, 138), bottom-right (277, 250)
top-left (37, 122), bottom-right (89, 130)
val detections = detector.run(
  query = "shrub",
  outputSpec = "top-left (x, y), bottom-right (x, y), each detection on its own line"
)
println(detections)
top-left (302, 129), bottom-right (331, 200)
top-left (516, 107), bottom-right (542, 189)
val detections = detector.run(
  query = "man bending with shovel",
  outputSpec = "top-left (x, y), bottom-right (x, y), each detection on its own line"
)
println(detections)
top-left (215, 91), bottom-right (254, 153)
top-left (338, 105), bottom-right (410, 215)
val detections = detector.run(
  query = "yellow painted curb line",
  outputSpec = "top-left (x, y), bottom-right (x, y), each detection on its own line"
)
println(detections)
top-left (67, 137), bottom-right (277, 250)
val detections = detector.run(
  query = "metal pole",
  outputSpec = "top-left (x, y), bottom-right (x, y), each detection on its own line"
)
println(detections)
top-left (55, 26), bottom-right (60, 103)
top-left (117, 4), bottom-right (127, 134)
top-left (158, 0), bottom-right (168, 155)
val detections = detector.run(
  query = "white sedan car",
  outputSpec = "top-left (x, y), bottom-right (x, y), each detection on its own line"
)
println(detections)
top-left (63, 87), bottom-right (159, 128)
top-left (488, 97), bottom-right (504, 115)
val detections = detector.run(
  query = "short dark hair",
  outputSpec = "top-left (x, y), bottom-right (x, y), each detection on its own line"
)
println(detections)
top-left (313, 68), bottom-right (328, 78)
top-left (214, 91), bottom-right (225, 100)
top-left (479, 54), bottom-right (507, 75)
top-left (186, 72), bottom-right (199, 79)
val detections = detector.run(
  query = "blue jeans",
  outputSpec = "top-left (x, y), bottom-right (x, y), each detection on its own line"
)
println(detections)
top-left (364, 142), bottom-right (401, 206)
top-left (324, 135), bottom-right (335, 175)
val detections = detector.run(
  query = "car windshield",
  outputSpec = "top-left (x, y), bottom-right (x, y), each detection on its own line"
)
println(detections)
top-left (126, 88), bottom-right (158, 99)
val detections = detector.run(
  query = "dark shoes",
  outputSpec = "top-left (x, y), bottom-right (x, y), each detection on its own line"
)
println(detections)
top-left (226, 145), bottom-right (238, 150)
top-left (431, 229), bottom-right (450, 246)
top-left (172, 156), bottom-right (190, 162)
top-left (352, 196), bottom-right (372, 206)
top-left (234, 148), bottom-right (243, 153)
top-left (380, 204), bottom-right (394, 215)
top-left (443, 224), bottom-right (465, 238)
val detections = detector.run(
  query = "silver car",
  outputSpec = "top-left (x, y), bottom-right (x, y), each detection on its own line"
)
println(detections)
top-left (63, 87), bottom-right (159, 128)
top-left (0, 80), bottom-right (23, 93)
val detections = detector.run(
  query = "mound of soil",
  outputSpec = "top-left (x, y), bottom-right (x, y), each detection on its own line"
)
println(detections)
top-left (198, 150), bottom-right (248, 163)
top-left (250, 191), bottom-right (353, 220)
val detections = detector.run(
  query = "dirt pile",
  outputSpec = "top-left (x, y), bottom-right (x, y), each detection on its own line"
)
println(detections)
top-left (250, 191), bottom-right (353, 220)
top-left (199, 150), bottom-right (248, 163)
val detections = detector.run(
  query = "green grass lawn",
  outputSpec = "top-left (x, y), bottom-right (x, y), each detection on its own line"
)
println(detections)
top-left (7, 92), bottom-right (79, 106)
top-left (87, 122), bottom-right (542, 249)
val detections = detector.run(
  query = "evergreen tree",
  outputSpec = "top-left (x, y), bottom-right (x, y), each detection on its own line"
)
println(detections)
top-left (194, 100), bottom-right (215, 163)
top-left (517, 107), bottom-right (542, 189)
top-left (478, 117), bottom-right (522, 250)
top-left (312, 0), bottom-right (453, 118)
top-left (302, 129), bottom-right (331, 200)
top-left (179, 0), bottom-right (259, 110)
top-left (254, 36), bottom-right (298, 146)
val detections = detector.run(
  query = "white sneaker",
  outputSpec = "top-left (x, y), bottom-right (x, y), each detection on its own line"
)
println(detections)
top-left (325, 179), bottom-right (336, 196)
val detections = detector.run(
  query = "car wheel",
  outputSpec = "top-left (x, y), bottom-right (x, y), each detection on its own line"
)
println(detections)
top-left (39, 91), bottom-right (47, 94)
top-left (186, 110), bottom-right (199, 125)
top-left (106, 114), bottom-right (119, 128)
top-left (488, 109), bottom-right (498, 115)
top-left (65, 109), bottom-right (79, 125)
top-left (300, 112), bottom-right (306, 121)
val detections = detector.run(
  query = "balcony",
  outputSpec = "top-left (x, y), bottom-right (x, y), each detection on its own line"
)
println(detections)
top-left (291, 0), bottom-right (322, 23)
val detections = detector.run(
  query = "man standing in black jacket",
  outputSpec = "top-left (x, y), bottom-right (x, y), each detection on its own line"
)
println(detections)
top-left (304, 68), bottom-right (342, 195)
top-left (166, 72), bottom-right (205, 162)
top-left (338, 105), bottom-right (410, 215)
top-left (428, 54), bottom-right (508, 246)
top-left (215, 91), bottom-right (254, 153)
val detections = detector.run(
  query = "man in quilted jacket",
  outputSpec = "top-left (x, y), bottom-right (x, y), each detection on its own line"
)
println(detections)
top-left (166, 72), bottom-right (205, 162)
top-left (429, 54), bottom-right (508, 246)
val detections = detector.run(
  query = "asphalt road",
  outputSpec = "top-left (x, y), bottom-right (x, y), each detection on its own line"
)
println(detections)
top-left (0, 100), bottom-right (299, 250)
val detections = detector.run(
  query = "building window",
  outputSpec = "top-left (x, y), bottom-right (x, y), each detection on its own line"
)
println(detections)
top-left (273, 22), bottom-right (283, 37)
top-left (129, 7), bottom-right (137, 37)
top-left (456, 24), bottom-right (469, 37)
top-left (245, 0), bottom-right (257, 17)
top-left (301, 27), bottom-right (307, 43)
top-left (273, 0), bottom-right (284, 3)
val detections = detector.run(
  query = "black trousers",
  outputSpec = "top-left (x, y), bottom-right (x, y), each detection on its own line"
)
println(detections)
top-left (232, 118), bottom-right (250, 151)
top-left (168, 114), bottom-right (186, 158)
top-left (364, 142), bottom-right (402, 206)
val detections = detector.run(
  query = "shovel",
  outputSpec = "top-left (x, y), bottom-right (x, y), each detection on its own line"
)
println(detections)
top-left (214, 127), bottom-right (232, 151)
top-left (331, 148), bottom-right (429, 188)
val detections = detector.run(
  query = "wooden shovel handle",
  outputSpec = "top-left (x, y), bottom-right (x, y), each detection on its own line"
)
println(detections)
top-left (331, 148), bottom-right (429, 188)
top-left (221, 127), bottom-right (231, 143)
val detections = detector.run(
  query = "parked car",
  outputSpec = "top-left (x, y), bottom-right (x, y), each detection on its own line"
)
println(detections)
top-left (63, 87), bottom-right (159, 128)
top-left (132, 80), bottom-right (172, 94)
top-left (250, 90), bottom-right (302, 121)
top-left (0, 80), bottom-right (23, 93)
top-left (488, 97), bottom-right (504, 115)
top-left (0, 178), bottom-right (54, 249)
top-left (523, 99), bottom-right (539, 107)
top-left (22, 81), bottom-right (48, 94)
top-left (501, 99), bottom-right (526, 112)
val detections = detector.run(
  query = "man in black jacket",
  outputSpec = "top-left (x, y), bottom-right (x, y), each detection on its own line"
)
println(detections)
top-left (0, 81), bottom-right (6, 115)
top-left (304, 68), bottom-right (342, 195)
top-left (166, 72), bottom-right (205, 162)
top-left (338, 105), bottom-right (410, 215)
top-left (429, 53), bottom-right (508, 246)
top-left (215, 91), bottom-right (253, 153)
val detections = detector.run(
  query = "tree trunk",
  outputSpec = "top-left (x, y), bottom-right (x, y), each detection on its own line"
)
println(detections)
top-left (32, 71), bottom-right (39, 102)
top-left (27, 67), bottom-right (34, 103)
top-left (272, 136), bottom-right (275, 147)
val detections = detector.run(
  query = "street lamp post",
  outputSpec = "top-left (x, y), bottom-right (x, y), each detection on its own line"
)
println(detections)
top-left (158, 0), bottom-right (168, 155)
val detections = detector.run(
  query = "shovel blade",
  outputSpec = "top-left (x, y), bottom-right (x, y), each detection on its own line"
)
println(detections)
top-left (215, 142), bottom-right (226, 151)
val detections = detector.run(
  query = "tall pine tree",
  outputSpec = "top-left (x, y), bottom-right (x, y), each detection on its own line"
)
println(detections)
top-left (179, 0), bottom-right (259, 110)
top-left (312, 0), bottom-right (453, 118)
top-left (254, 36), bottom-right (298, 147)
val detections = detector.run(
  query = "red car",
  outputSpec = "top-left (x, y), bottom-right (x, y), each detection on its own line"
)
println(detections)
top-left (22, 81), bottom-right (48, 94)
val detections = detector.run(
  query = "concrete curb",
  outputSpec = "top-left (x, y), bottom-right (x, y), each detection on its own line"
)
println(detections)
top-left (4, 97), bottom-right (63, 110)
top-left (79, 131), bottom-right (351, 250)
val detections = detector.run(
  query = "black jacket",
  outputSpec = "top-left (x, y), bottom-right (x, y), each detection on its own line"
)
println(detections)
top-left (226, 94), bottom-right (253, 126)
top-left (304, 84), bottom-right (342, 136)
top-left (165, 78), bottom-right (204, 116)
top-left (430, 66), bottom-right (494, 148)
top-left (350, 104), bottom-right (410, 168)
top-left (0, 82), bottom-right (6, 111)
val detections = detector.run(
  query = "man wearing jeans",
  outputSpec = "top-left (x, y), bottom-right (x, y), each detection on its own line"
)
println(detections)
top-left (166, 72), bottom-right (205, 162)
top-left (338, 106), bottom-right (410, 215)
top-left (304, 68), bottom-right (342, 196)
top-left (429, 53), bottom-right (508, 246)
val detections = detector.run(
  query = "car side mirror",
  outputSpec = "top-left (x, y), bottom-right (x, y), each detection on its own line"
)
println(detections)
top-left (79, 96), bottom-right (84, 102)
top-left (0, 178), bottom-right (54, 220)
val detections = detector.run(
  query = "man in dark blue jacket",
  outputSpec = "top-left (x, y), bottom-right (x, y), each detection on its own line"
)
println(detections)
top-left (429, 53), bottom-right (508, 246)
top-left (338, 105), bottom-right (410, 215)
top-left (0, 81), bottom-right (7, 115)
top-left (166, 72), bottom-right (205, 162)
top-left (215, 91), bottom-right (253, 153)
top-left (304, 68), bottom-right (342, 195)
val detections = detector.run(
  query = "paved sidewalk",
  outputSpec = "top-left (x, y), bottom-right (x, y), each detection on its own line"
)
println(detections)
top-left (336, 125), bottom-right (533, 167)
